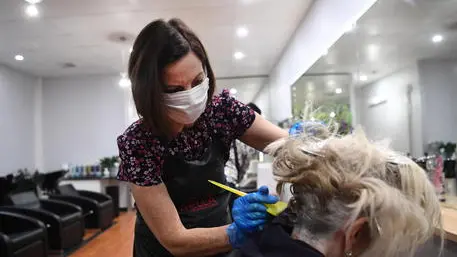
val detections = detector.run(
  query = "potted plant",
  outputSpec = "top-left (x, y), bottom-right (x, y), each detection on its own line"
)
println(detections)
top-left (100, 156), bottom-right (120, 178)
top-left (440, 142), bottom-right (456, 196)
top-left (444, 142), bottom-right (456, 159)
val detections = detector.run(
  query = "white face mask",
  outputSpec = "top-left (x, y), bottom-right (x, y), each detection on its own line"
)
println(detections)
top-left (163, 77), bottom-right (209, 124)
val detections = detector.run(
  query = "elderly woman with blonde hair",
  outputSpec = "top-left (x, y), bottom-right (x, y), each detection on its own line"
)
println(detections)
top-left (236, 125), bottom-right (443, 257)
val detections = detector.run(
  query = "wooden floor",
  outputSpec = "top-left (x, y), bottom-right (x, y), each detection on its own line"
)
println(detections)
top-left (70, 211), bottom-right (136, 257)
top-left (69, 208), bottom-right (457, 257)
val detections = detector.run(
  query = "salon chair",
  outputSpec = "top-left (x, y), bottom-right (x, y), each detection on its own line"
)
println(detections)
top-left (0, 211), bottom-right (48, 257)
top-left (0, 191), bottom-right (84, 251)
top-left (50, 184), bottom-right (114, 229)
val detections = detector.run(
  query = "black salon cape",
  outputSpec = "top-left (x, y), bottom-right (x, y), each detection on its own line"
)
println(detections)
top-left (235, 217), bottom-right (325, 257)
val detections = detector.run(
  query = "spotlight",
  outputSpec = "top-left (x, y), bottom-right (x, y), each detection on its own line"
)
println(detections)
top-left (432, 34), bottom-right (443, 43)
top-left (359, 75), bottom-right (368, 81)
top-left (25, 4), bottom-right (39, 17)
top-left (15, 55), bottom-right (25, 61)
top-left (234, 51), bottom-right (245, 60)
top-left (118, 73), bottom-right (131, 88)
top-left (236, 27), bottom-right (249, 38)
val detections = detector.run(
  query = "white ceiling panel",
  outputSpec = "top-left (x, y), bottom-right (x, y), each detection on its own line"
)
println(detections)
top-left (0, 0), bottom-right (313, 82)
top-left (305, 0), bottom-right (457, 86)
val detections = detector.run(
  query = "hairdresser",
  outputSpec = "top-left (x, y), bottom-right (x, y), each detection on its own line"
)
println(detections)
top-left (117, 18), bottom-right (288, 257)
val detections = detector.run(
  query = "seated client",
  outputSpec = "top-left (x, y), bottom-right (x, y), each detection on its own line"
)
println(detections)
top-left (238, 126), bottom-right (443, 257)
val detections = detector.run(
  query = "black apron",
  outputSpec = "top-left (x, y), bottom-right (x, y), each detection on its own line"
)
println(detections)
top-left (133, 139), bottom-right (232, 257)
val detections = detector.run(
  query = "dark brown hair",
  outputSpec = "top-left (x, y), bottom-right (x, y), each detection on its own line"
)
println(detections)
top-left (247, 102), bottom-right (262, 115)
top-left (128, 18), bottom-right (216, 137)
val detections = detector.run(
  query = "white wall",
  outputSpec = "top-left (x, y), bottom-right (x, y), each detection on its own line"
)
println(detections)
top-left (418, 59), bottom-right (457, 146)
top-left (355, 64), bottom-right (423, 156)
top-left (42, 75), bottom-right (128, 171)
top-left (0, 65), bottom-right (41, 175)
top-left (254, 0), bottom-right (378, 123)
top-left (252, 80), bottom-right (271, 120)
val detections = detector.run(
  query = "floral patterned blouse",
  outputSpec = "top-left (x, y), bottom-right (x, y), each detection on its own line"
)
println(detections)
top-left (117, 90), bottom-right (256, 186)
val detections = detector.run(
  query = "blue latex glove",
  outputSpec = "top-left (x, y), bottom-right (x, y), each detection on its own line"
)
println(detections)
top-left (226, 223), bottom-right (245, 249)
top-left (227, 186), bottom-right (278, 248)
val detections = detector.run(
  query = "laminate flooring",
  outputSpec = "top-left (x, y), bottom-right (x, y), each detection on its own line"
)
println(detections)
top-left (70, 211), bottom-right (136, 257)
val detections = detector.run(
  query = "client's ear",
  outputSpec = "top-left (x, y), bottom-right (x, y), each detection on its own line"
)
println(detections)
top-left (344, 217), bottom-right (371, 256)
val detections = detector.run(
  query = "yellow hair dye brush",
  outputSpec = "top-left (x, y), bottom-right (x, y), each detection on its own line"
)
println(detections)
top-left (208, 180), bottom-right (288, 216)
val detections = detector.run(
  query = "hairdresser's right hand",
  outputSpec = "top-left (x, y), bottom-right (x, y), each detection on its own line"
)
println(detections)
top-left (227, 186), bottom-right (278, 248)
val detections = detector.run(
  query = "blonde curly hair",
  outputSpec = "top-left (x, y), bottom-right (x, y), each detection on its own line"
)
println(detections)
top-left (266, 125), bottom-right (443, 257)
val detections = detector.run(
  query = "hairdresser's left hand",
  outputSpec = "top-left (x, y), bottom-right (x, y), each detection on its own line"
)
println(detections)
top-left (231, 186), bottom-right (278, 233)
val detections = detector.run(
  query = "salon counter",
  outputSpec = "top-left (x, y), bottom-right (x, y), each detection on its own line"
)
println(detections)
top-left (441, 196), bottom-right (457, 243)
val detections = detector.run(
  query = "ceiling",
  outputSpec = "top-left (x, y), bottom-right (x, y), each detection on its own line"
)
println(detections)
top-left (0, 0), bottom-right (312, 90)
top-left (291, 0), bottom-right (457, 115)
top-left (216, 76), bottom-right (267, 103)
top-left (306, 0), bottom-right (457, 86)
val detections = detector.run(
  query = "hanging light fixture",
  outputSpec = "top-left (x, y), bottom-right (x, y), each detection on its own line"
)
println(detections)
top-left (24, 0), bottom-right (42, 17)
top-left (118, 48), bottom-right (131, 88)
top-left (119, 72), bottom-right (131, 88)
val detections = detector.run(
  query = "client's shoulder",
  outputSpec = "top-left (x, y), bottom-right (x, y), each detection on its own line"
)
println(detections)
top-left (237, 219), bottom-right (324, 257)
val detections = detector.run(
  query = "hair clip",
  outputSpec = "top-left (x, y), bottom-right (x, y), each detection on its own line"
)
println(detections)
top-left (386, 154), bottom-right (412, 165)
top-left (298, 145), bottom-right (325, 158)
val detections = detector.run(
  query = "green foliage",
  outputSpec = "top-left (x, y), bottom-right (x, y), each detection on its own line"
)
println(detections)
top-left (312, 103), bottom-right (352, 125)
top-left (443, 142), bottom-right (456, 158)
top-left (100, 156), bottom-right (119, 170)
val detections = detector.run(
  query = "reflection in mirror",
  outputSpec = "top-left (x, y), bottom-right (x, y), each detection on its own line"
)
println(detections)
top-left (290, 73), bottom-right (353, 134)
top-left (306, 0), bottom-right (457, 157)
top-left (294, 0), bottom-right (457, 211)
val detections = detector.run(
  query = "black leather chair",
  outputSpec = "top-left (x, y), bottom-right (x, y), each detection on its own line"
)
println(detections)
top-left (51, 184), bottom-right (114, 229)
top-left (0, 191), bottom-right (85, 251)
top-left (0, 211), bottom-right (48, 257)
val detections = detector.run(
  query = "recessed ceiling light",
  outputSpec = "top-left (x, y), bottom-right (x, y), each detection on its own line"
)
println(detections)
top-left (234, 51), bottom-right (245, 60)
top-left (307, 82), bottom-right (315, 91)
top-left (229, 88), bottom-right (238, 94)
top-left (367, 44), bottom-right (380, 54)
top-left (367, 44), bottom-right (380, 61)
top-left (236, 26), bottom-right (249, 38)
top-left (335, 88), bottom-right (342, 94)
top-left (118, 73), bottom-right (131, 88)
top-left (15, 55), bottom-right (24, 61)
top-left (25, 0), bottom-right (42, 3)
top-left (25, 4), bottom-right (39, 17)
top-left (359, 75), bottom-right (368, 81)
top-left (432, 34), bottom-right (443, 43)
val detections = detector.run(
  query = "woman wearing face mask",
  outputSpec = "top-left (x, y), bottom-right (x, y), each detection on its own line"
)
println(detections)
top-left (117, 18), bottom-right (288, 257)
